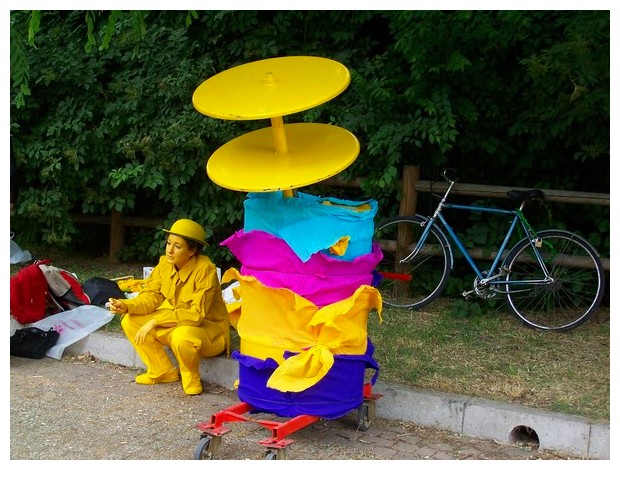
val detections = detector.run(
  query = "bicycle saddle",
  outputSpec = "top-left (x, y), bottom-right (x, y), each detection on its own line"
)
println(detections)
top-left (507, 189), bottom-right (545, 201)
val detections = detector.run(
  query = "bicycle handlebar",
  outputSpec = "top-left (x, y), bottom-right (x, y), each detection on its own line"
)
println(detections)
top-left (441, 167), bottom-right (459, 183)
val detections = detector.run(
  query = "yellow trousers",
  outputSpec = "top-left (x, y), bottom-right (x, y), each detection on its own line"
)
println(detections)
top-left (121, 311), bottom-right (226, 394)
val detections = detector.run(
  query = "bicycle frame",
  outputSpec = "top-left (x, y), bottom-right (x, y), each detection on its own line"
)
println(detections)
top-left (403, 179), bottom-right (554, 291)
top-left (376, 169), bottom-right (605, 330)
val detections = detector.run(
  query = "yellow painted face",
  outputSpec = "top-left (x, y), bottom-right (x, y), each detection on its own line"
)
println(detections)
top-left (165, 234), bottom-right (196, 269)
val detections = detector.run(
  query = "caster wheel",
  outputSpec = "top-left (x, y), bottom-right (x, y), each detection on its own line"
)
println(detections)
top-left (356, 403), bottom-right (372, 431)
top-left (264, 448), bottom-right (286, 460)
top-left (194, 435), bottom-right (221, 460)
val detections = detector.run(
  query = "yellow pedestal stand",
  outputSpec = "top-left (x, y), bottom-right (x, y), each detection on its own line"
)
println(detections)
top-left (192, 57), bottom-right (382, 460)
top-left (192, 55), bottom-right (359, 192)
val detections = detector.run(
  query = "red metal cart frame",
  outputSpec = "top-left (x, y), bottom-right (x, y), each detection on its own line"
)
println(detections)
top-left (194, 382), bottom-right (382, 460)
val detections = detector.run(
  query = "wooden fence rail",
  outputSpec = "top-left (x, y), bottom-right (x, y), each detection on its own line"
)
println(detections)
top-left (71, 211), bottom-right (164, 263)
top-left (324, 165), bottom-right (610, 271)
top-left (74, 165), bottom-right (610, 267)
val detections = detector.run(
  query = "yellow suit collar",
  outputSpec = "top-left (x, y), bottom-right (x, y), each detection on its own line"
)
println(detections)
top-left (167, 255), bottom-right (200, 282)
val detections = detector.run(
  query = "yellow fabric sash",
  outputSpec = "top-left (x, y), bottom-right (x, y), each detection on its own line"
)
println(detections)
top-left (222, 268), bottom-right (382, 392)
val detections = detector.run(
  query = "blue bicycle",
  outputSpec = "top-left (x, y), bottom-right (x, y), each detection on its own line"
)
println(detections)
top-left (375, 169), bottom-right (605, 332)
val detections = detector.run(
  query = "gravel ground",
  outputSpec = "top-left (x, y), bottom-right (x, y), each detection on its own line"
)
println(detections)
top-left (10, 354), bottom-right (579, 473)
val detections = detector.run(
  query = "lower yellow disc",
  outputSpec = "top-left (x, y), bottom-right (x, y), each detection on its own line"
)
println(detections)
top-left (206, 123), bottom-right (360, 192)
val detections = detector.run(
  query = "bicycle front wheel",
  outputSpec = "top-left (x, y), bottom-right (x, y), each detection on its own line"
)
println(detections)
top-left (375, 215), bottom-right (452, 309)
top-left (503, 229), bottom-right (605, 332)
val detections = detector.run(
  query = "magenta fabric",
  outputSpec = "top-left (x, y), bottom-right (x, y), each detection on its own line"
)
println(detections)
top-left (221, 229), bottom-right (383, 306)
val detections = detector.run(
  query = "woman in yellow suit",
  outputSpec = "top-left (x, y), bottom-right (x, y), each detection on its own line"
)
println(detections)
top-left (108, 219), bottom-right (230, 395)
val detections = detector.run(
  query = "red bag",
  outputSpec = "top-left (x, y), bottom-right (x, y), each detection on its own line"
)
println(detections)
top-left (10, 260), bottom-right (51, 324)
top-left (39, 264), bottom-right (90, 310)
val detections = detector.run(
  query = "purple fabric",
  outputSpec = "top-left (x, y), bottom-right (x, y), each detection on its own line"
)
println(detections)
top-left (231, 339), bottom-right (379, 420)
top-left (221, 230), bottom-right (383, 306)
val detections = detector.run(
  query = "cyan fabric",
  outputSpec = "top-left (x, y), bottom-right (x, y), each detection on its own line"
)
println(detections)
top-left (243, 191), bottom-right (378, 261)
top-left (231, 339), bottom-right (379, 419)
top-left (221, 229), bottom-right (382, 306)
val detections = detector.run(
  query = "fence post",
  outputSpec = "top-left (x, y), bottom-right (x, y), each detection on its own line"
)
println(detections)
top-left (399, 165), bottom-right (420, 217)
top-left (392, 165), bottom-right (420, 299)
top-left (109, 209), bottom-right (125, 263)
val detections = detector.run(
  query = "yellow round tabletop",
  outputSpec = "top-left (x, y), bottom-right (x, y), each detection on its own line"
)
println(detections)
top-left (193, 56), bottom-right (351, 120)
top-left (206, 123), bottom-right (360, 192)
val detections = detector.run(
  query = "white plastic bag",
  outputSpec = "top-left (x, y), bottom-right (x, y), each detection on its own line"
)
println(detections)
top-left (222, 281), bottom-right (240, 305)
top-left (10, 235), bottom-right (32, 264)
top-left (29, 305), bottom-right (114, 360)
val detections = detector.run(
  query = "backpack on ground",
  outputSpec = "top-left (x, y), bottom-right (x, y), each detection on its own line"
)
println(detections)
top-left (10, 260), bottom-right (52, 324)
top-left (10, 260), bottom-right (91, 325)
top-left (81, 276), bottom-right (124, 307)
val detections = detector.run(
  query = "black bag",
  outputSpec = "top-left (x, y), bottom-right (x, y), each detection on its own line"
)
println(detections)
top-left (10, 327), bottom-right (60, 359)
top-left (82, 277), bottom-right (124, 307)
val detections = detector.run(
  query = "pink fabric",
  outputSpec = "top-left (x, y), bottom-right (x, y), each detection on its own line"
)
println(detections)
top-left (221, 230), bottom-right (382, 306)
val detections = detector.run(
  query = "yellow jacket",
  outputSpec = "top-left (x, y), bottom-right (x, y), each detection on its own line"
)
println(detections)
top-left (122, 255), bottom-right (230, 338)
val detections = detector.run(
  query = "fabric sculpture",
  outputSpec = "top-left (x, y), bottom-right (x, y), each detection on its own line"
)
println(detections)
top-left (222, 190), bottom-right (382, 419)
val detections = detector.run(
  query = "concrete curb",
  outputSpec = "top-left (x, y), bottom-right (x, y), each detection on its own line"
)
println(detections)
top-left (60, 329), bottom-right (610, 459)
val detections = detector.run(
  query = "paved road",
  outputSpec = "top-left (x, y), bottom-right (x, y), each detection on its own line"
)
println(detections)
top-left (10, 354), bottom-right (576, 465)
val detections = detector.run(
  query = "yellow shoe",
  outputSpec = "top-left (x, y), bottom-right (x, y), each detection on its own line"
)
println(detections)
top-left (183, 383), bottom-right (203, 395)
top-left (135, 370), bottom-right (180, 385)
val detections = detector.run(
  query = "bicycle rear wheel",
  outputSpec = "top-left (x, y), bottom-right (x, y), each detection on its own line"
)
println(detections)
top-left (503, 229), bottom-right (605, 331)
top-left (375, 215), bottom-right (452, 309)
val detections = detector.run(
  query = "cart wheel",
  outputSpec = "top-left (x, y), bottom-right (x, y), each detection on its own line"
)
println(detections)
top-left (264, 448), bottom-right (286, 460)
top-left (356, 403), bottom-right (372, 431)
top-left (194, 435), bottom-right (220, 460)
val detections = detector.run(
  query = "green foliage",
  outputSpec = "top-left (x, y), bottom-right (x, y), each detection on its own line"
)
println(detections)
top-left (10, 12), bottom-right (33, 108)
top-left (451, 298), bottom-right (484, 318)
top-left (10, 10), bottom-right (609, 264)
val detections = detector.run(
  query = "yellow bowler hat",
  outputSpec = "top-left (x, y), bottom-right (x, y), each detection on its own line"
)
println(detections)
top-left (163, 219), bottom-right (207, 245)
